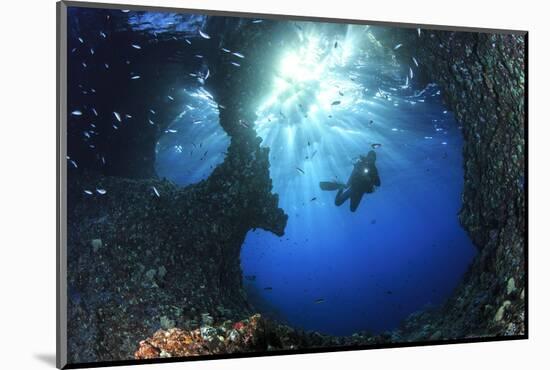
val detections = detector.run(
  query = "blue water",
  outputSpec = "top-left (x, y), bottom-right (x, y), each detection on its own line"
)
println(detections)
top-left (150, 22), bottom-right (477, 335)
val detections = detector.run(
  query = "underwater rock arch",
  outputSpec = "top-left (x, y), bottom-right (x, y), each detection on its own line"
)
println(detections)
top-left (66, 12), bottom-right (525, 362)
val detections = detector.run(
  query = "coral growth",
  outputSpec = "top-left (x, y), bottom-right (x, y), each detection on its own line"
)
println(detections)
top-left (134, 314), bottom-right (397, 360)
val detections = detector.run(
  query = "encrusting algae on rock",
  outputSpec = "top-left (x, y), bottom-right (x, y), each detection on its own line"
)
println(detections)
top-left (134, 314), bottom-right (398, 359)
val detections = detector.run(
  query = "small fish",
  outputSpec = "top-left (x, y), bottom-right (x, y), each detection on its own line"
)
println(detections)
top-left (152, 186), bottom-right (160, 197)
top-left (104, 63), bottom-right (109, 69)
top-left (71, 110), bottom-right (83, 116)
top-left (195, 54), bottom-right (204, 58)
top-left (412, 57), bottom-right (419, 67)
top-left (231, 62), bottom-right (241, 67)
top-left (78, 37), bottom-right (84, 43)
top-left (371, 143), bottom-right (382, 149)
top-left (334, 41), bottom-right (338, 48)
top-left (331, 100), bottom-right (341, 106)
top-left (69, 160), bottom-right (78, 168)
top-left (99, 31), bottom-right (107, 38)
top-left (81, 62), bottom-right (87, 68)
top-left (409, 67), bottom-right (414, 79)
top-left (112, 125), bottom-right (118, 130)
top-left (148, 119), bottom-right (155, 125)
top-left (90, 48), bottom-right (94, 55)
top-left (417, 28), bottom-right (422, 36)
top-left (130, 75), bottom-right (141, 80)
top-left (221, 48), bottom-right (231, 53)
top-left (394, 43), bottom-right (402, 50)
top-left (263, 287), bottom-right (273, 291)
top-left (314, 298), bottom-right (325, 304)
top-left (252, 19), bottom-right (263, 23)
top-left (83, 190), bottom-right (93, 195)
top-left (96, 188), bottom-right (106, 195)
top-left (185, 38), bottom-right (192, 45)
top-left (198, 30), bottom-right (211, 39)
top-left (125, 114), bottom-right (132, 119)
top-left (296, 167), bottom-right (305, 174)
top-left (166, 129), bottom-right (177, 133)
top-left (121, 9), bottom-right (130, 13)
top-left (232, 52), bottom-right (245, 59)
top-left (442, 141), bottom-right (448, 145)
top-left (149, 109), bottom-right (156, 114)
top-left (167, 95), bottom-right (174, 101)
top-left (311, 150), bottom-right (317, 159)
top-left (391, 128), bottom-right (398, 132)
top-left (131, 44), bottom-right (141, 49)
top-left (113, 112), bottom-right (121, 122)
top-left (310, 197), bottom-right (317, 202)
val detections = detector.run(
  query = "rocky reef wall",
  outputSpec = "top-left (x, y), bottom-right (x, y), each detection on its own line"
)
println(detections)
top-left (374, 28), bottom-right (526, 340)
top-left (66, 18), bottom-right (289, 363)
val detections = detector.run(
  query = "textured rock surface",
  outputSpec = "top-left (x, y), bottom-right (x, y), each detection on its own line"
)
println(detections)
top-left (374, 28), bottom-right (526, 339)
top-left (66, 18), bottom-right (289, 363)
top-left (134, 314), bottom-right (396, 359)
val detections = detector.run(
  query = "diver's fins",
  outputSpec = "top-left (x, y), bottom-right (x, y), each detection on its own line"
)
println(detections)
top-left (319, 181), bottom-right (346, 191)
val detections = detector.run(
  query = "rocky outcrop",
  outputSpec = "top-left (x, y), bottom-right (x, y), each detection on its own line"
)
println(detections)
top-left (66, 17), bottom-right (289, 363)
top-left (134, 314), bottom-right (397, 359)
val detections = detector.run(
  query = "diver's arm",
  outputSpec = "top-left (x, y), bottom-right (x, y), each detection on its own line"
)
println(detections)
top-left (347, 164), bottom-right (360, 187)
top-left (373, 168), bottom-right (381, 186)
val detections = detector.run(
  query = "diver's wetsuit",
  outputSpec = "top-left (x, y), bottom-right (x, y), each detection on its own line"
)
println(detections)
top-left (322, 151), bottom-right (381, 212)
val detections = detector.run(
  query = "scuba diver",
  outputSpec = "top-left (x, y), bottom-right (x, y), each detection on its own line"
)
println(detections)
top-left (320, 150), bottom-right (381, 212)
